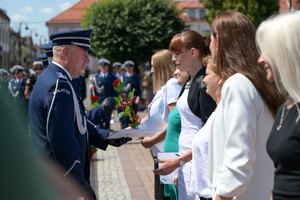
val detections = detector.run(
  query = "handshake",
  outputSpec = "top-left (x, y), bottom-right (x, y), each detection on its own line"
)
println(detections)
top-left (106, 130), bottom-right (132, 147)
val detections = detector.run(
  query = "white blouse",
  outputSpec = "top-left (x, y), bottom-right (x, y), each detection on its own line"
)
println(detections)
top-left (177, 84), bottom-right (203, 155)
top-left (189, 112), bottom-right (214, 198)
top-left (148, 77), bottom-right (182, 123)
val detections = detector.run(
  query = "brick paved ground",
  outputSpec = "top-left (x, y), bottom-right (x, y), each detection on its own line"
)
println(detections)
top-left (89, 111), bottom-right (155, 200)
top-left (85, 76), bottom-right (155, 200)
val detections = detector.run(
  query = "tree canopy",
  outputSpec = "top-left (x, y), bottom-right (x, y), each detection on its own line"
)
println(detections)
top-left (202, 0), bottom-right (280, 28)
top-left (82, 0), bottom-right (186, 67)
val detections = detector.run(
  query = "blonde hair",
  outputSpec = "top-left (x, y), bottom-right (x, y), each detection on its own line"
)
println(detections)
top-left (256, 11), bottom-right (300, 102)
top-left (152, 49), bottom-right (176, 93)
top-left (202, 55), bottom-right (217, 74)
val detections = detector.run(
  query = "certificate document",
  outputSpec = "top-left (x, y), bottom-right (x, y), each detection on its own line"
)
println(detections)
top-left (107, 129), bottom-right (163, 139)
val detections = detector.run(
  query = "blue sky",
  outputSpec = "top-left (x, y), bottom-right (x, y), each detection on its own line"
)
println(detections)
top-left (1, 0), bottom-right (80, 45)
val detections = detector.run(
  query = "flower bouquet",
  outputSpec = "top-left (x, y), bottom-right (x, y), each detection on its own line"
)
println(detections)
top-left (113, 79), bottom-right (141, 129)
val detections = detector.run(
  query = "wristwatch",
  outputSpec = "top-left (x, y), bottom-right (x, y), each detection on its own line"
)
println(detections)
top-left (179, 156), bottom-right (185, 166)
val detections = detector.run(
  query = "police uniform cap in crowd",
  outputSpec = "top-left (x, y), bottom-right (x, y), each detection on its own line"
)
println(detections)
top-left (121, 64), bottom-right (126, 71)
top-left (113, 62), bottom-right (122, 68)
top-left (13, 65), bottom-right (25, 73)
top-left (9, 66), bottom-right (16, 74)
top-left (99, 58), bottom-right (110, 66)
top-left (49, 29), bottom-right (94, 54)
top-left (124, 60), bottom-right (135, 67)
top-left (40, 42), bottom-right (53, 57)
top-left (37, 53), bottom-right (49, 67)
top-left (0, 69), bottom-right (10, 76)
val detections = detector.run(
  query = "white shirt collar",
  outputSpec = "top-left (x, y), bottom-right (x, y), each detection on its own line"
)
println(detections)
top-left (52, 61), bottom-right (72, 80)
top-left (100, 72), bottom-right (108, 78)
top-left (126, 72), bottom-right (132, 77)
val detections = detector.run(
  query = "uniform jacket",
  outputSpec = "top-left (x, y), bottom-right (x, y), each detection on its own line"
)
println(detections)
top-left (122, 73), bottom-right (141, 99)
top-left (209, 73), bottom-right (275, 200)
top-left (86, 105), bottom-right (109, 129)
top-left (29, 62), bottom-right (109, 185)
top-left (93, 73), bottom-right (117, 103)
top-left (72, 75), bottom-right (86, 100)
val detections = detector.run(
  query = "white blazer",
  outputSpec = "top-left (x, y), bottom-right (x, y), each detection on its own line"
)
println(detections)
top-left (209, 73), bottom-right (275, 200)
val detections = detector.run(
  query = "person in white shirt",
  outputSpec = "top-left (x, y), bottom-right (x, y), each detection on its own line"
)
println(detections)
top-left (208, 11), bottom-right (285, 200)
top-left (139, 49), bottom-right (182, 200)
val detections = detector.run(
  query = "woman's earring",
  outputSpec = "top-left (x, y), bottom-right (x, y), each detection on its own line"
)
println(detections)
top-left (192, 61), bottom-right (196, 70)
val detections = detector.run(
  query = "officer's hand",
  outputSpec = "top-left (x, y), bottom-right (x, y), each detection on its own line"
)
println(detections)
top-left (82, 181), bottom-right (97, 200)
top-left (105, 130), bottom-right (132, 147)
top-left (100, 97), bottom-right (118, 115)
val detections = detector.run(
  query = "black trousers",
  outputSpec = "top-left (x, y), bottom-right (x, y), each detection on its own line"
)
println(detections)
top-left (154, 162), bottom-right (170, 200)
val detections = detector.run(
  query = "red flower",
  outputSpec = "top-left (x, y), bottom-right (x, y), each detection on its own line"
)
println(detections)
top-left (113, 79), bottom-right (119, 87)
top-left (90, 95), bottom-right (100, 103)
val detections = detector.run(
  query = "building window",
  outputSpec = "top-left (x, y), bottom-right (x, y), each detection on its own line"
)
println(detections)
top-left (189, 10), bottom-right (195, 19)
top-left (59, 28), bottom-right (68, 32)
top-left (199, 10), bottom-right (206, 19)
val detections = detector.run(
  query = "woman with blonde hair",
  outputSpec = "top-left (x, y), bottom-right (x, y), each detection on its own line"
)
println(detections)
top-left (256, 11), bottom-right (300, 200)
top-left (140, 49), bottom-right (182, 200)
top-left (209, 11), bottom-right (285, 200)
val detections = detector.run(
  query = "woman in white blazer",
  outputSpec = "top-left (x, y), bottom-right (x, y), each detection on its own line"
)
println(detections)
top-left (208, 11), bottom-right (285, 200)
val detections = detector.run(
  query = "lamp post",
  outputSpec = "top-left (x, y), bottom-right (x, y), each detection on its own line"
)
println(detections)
top-left (30, 29), bottom-right (38, 66)
top-left (18, 21), bottom-right (28, 66)
top-left (30, 29), bottom-right (38, 45)
top-left (39, 35), bottom-right (47, 45)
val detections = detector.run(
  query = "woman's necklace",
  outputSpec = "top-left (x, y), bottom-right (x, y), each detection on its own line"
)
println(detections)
top-left (277, 101), bottom-right (290, 131)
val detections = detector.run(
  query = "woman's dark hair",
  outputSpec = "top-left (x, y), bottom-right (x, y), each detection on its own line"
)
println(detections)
top-left (211, 11), bottom-right (285, 116)
top-left (169, 30), bottom-right (210, 59)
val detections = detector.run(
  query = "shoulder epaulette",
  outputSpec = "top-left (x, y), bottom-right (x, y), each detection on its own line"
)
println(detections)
top-left (56, 72), bottom-right (68, 80)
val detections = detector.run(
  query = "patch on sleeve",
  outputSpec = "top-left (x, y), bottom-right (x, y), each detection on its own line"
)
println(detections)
top-left (56, 72), bottom-right (68, 80)
top-left (53, 88), bottom-right (70, 95)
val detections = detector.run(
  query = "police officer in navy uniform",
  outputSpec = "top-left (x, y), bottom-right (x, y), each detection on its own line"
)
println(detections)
top-left (92, 59), bottom-right (117, 103)
top-left (39, 41), bottom-right (114, 130)
top-left (120, 60), bottom-right (141, 129)
top-left (91, 58), bottom-right (117, 129)
top-left (0, 69), bottom-right (10, 98)
top-left (37, 53), bottom-right (49, 67)
top-left (113, 62), bottom-right (122, 79)
top-left (28, 29), bottom-right (130, 200)
top-left (40, 42), bottom-right (54, 65)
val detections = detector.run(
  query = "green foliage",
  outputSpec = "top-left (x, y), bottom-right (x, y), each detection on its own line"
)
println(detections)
top-left (82, 0), bottom-right (186, 66)
top-left (201, 0), bottom-right (280, 28)
top-left (128, 88), bottom-right (136, 101)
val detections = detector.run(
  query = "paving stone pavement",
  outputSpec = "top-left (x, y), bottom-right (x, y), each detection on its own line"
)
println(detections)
top-left (94, 146), bottom-right (132, 200)
top-left (90, 111), bottom-right (155, 200)
top-left (84, 77), bottom-right (155, 200)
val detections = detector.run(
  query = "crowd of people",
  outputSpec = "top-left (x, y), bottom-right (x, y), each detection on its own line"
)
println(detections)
top-left (140, 10), bottom-right (300, 200)
top-left (0, 9), bottom-right (300, 200)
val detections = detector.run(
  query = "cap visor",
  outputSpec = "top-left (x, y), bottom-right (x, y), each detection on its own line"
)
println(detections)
top-left (79, 46), bottom-right (95, 54)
